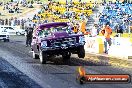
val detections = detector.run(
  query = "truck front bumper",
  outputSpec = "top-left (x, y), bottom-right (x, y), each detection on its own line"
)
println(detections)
top-left (40, 43), bottom-right (84, 55)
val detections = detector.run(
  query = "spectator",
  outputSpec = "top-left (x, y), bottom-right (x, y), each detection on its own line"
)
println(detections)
top-left (90, 24), bottom-right (98, 37)
top-left (79, 19), bottom-right (86, 34)
top-left (1, 19), bottom-right (4, 25)
top-left (130, 26), bottom-right (132, 33)
top-left (9, 19), bottom-right (11, 26)
top-left (11, 19), bottom-right (14, 26)
top-left (17, 20), bottom-right (20, 25)
top-left (25, 24), bottom-right (34, 47)
top-left (5, 19), bottom-right (8, 25)
top-left (21, 19), bottom-right (25, 29)
top-left (73, 24), bottom-right (78, 34)
top-left (100, 22), bottom-right (112, 54)
top-left (14, 18), bottom-right (17, 26)
top-left (116, 24), bottom-right (124, 37)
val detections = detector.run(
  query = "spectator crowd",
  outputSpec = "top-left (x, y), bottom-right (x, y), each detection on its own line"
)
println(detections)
top-left (32, 1), bottom-right (95, 25)
top-left (98, 1), bottom-right (132, 34)
top-left (0, 1), bottom-right (37, 29)
top-left (0, 1), bottom-right (132, 36)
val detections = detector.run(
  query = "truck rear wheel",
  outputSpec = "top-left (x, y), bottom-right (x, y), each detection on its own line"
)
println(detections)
top-left (78, 46), bottom-right (85, 58)
top-left (39, 51), bottom-right (47, 64)
top-left (33, 51), bottom-right (39, 59)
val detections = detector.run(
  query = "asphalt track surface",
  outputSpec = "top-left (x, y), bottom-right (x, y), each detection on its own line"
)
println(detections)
top-left (0, 57), bottom-right (42, 88)
top-left (0, 35), bottom-right (131, 88)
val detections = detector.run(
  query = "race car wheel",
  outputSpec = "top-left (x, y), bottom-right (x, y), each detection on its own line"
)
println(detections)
top-left (39, 51), bottom-right (47, 64)
top-left (33, 51), bottom-right (39, 59)
top-left (78, 46), bottom-right (85, 58)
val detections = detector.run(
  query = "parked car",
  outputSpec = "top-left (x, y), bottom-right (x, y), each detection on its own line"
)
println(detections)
top-left (31, 22), bottom-right (85, 64)
top-left (0, 29), bottom-right (10, 42)
top-left (0, 26), bottom-right (25, 35)
top-left (0, 26), bottom-right (16, 35)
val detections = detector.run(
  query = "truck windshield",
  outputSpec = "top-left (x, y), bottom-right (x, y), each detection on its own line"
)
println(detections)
top-left (38, 26), bottom-right (69, 37)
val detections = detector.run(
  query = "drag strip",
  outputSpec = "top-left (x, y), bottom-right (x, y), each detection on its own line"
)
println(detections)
top-left (0, 36), bottom-right (132, 88)
top-left (0, 57), bottom-right (42, 88)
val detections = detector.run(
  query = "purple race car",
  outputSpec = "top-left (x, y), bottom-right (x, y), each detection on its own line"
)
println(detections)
top-left (31, 22), bottom-right (85, 64)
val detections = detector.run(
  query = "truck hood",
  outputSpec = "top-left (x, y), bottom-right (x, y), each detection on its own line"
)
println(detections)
top-left (53, 31), bottom-right (69, 38)
top-left (41, 31), bottom-right (83, 41)
top-left (41, 31), bottom-right (69, 40)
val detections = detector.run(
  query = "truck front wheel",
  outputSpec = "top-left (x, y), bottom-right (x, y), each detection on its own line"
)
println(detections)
top-left (78, 46), bottom-right (85, 58)
top-left (39, 51), bottom-right (47, 64)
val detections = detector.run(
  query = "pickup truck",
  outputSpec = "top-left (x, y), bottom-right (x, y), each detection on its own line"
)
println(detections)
top-left (31, 22), bottom-right (85, 64)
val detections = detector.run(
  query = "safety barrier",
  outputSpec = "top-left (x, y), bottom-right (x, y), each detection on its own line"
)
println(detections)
top-left (108, 37), bottom-right (132, 59)
top-left (84, 36), bottom-right (132, 60)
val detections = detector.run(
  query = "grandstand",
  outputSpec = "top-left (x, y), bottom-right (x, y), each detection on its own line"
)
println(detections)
top-left (32, 0), bottom-right (94, 24)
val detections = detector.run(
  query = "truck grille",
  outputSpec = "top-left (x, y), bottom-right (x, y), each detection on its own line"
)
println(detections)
top-left (50, 37), bottom-right (76, 47)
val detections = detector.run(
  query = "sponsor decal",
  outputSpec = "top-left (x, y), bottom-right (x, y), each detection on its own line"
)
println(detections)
top-left (86, 39), bottom-right (96, 49)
